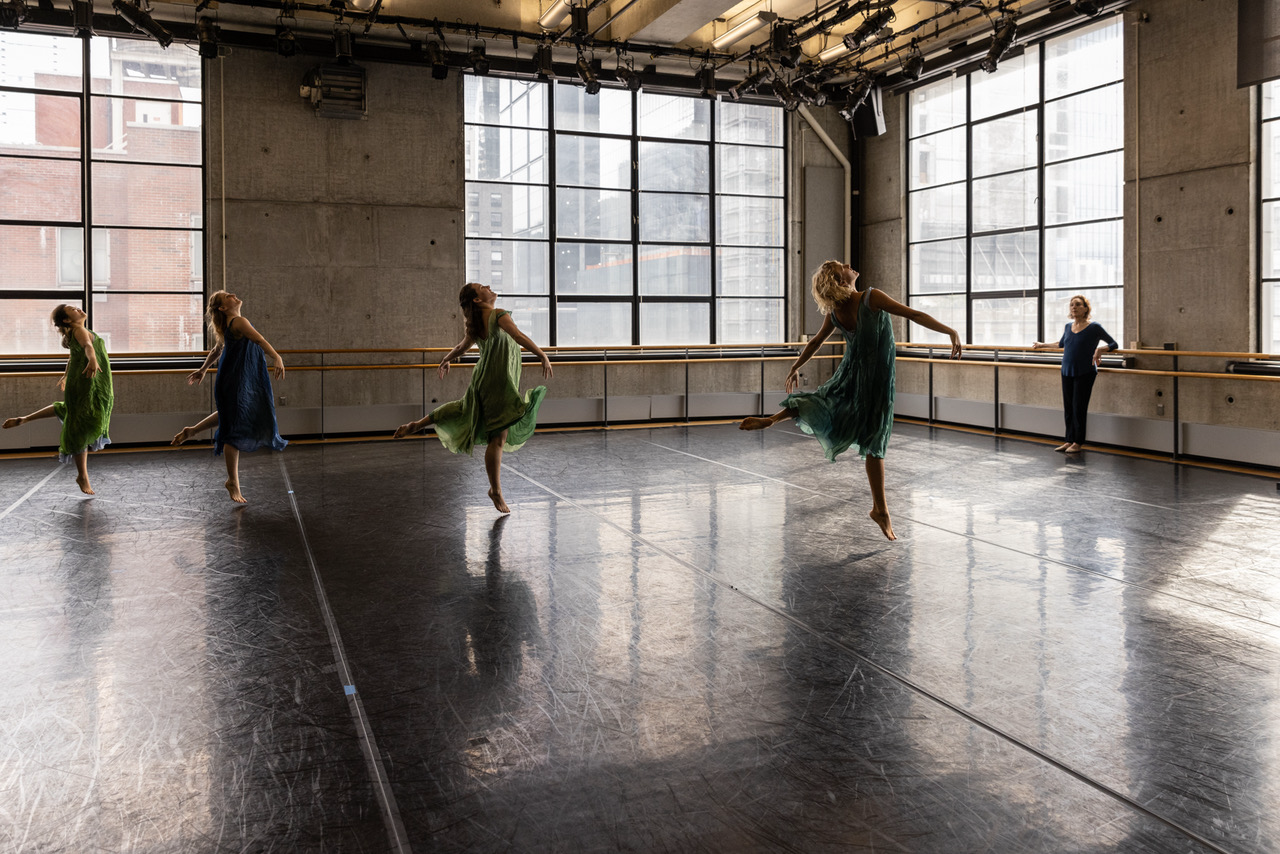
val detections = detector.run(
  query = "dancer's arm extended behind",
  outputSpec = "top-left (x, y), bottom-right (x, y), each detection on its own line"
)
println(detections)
top-left (186, 341), bottom-right (225, 385)
top-left (497, 313), bottom-right (554, 379)
top-left (435, 334), bottom-right (476, 379)
top-left (784, 315), bottom-right (836, 393)
top-left (228, 316), bottom-right (285, 379)
top-left (865, 288), bottom-right (962, 359)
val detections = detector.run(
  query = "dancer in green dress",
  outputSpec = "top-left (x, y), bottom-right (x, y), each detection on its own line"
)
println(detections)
top-left (739, 261), bottom-right (961, 540)
top-left (394, 283), bottom-right (553, 513)
top-left (3, 305), bottom-right (113, 495)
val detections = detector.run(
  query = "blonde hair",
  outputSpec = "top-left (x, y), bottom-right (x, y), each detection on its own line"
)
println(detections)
top-left (50, 304), bottom-right (75, 350)
top-left (1070, 294), bottom-right (1092, 320)
top-left (459, 283), bottom-right (488, 340)
top-left (206, 290), bottom-right (232, 343)
top-left (810, 260), bottom-right (857, 315)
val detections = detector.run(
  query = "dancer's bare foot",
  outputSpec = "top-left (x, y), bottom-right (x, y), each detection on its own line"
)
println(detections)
top-left (225, 479), bottom-right (247, 503)
top-left (1053, 442), bottom-right (1070, 452)
top-left (75, 475), bottom-right (95, 495)
top-left (1064, 443), bottom-right (1082, 454)
top-left (2, 417), bottom-right (22, 429)
top-left (171, 426), bottom-right (195, 446)
top-left (488, 488), bottom-right (510, 514)
top-left (393, 422), bottom-right (416, 439)
top-left (739, 416), bottom-right (776, 431)
top-left (869, 508), bottom-right (896, 541)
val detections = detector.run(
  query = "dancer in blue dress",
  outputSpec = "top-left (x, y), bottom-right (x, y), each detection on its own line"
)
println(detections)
top-left (1032, 293), bottom-right (1118, 454)
top-left (171, 290), bottom-right (287, 503)
top-left (740, 261), bottom-right (961, 540)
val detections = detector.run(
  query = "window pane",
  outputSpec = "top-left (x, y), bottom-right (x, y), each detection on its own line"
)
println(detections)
top-left (718, 299), bottom-right (783, 343)
top-left (639, 193), bottom-right (709, 242)
top-left (972, 233), bottom-right (1039, 293)
top-left (92, 163), bottom-right (200, 227)
top-left (0, 157), bottom-right (80, 220)
top-left (1, 298), bottom-right (80, 354)
top-left (91, 37), bottom-right (201, 98)
top-left (557, 242), bottom-right (633, 295)
top-left (638, 92), bottom-right (709, 140)
top-left (908, 127), bottom-right (965, 190)
top-left (553, 82), bottom-right (630, 134)
top-left (1045, 151), bottom-right (1121, 225)
top-left (1264, 281), bottom-right (1280, 355)
top-left (973, 110), bottom-right (1037, 177)
top-left (90, 291), bottom-right (204, 352)
top-left (499, 297), bottom-right (550, 347)
top-left (59, 227), bottom-right (109, 287)
top-left (467, 182), bottom-right (548, 238)
top-left (0, 31), bottom-right (83, 92)
top-left (972, 296), bottom-right (1037, 345)
top-left (717, 196), bottom-right (783, 246)
top-left (556, 302), bottom-right (631, 346)
top-left (1045, 84), bottom-right (1121, 163)
top-left (973, 170), bottom-right (1037, 232)
top-left (640, 142), bottom-right (708, 192)
top-left (556, 134), bottom-right (630, 188)
top-left (909, 184), bottom-right (966, 240)
top-left (467, 239), bottom-right (549, 295)
top-left (717, 101), bottom-right (783, 146)
top-left (1043, 288), bottom-right (1122, 343)
top-left (558, 188), bottom-right (631, 240)
top-left (465, 126), bottom-right (549, 182)
top-left (717, 247), bottom-right (783, 296)
top-left (0, 91), bottom-right (80, 152)
top-left (1045, 221), bottom-right (1121, 289)
top-left (641, 302), bottom-right (708, 345)
top-left (1263, 119), bottom-right (1280, 200)
top-left (1265, 81), bottom-right (1280, 121)
top-left (0, 226), bottom-right (80, 290)
top-left (88, 96), bottom-right (201, 163)
top-left (1264, 201), bottom-right (1280, 278)
top-left (910, 239), bottom-right (966, 295)
top-left (971, 45), bottom-right (1039, 120)
top-left (910, 75), bottom-right (966, 137)
top-left (717, 144), bottom-right (782, 195)
top-left (908, 294), bottom-right (966, 344)
top-left (465, 77), bottom-right (547, 127)
top-left (1045, 18), bottom-right (1122, 99)
top-left (639, 245), bottom-right (710, 295)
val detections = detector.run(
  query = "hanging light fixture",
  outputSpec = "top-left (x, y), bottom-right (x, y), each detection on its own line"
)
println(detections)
top-left (467, 43), bottom-right (490, 75)
top-left (980, 17), bottom-right (1018, 73)
top-left (615, 57), bottom-right (641, 91)
top-left (112, 0), bottom-right (172, 49)
top-left (727, 65), bottom-right (772, 102)
top-left (900, 43), bottom-right (925, 81)
top-left (576, 50), bottom-right (600, 95)
top-left (842, 7), bottom-right (894, 52)
top-left (712, 10), bottom-right (777, 52)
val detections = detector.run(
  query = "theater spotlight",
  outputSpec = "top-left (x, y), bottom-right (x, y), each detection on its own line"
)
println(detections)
top-left (0, 0), bottom-right (26, 28)
top-left (842, 7), bottom-right (893, 52)
top-left (112, 0), bottom-right (172, 49)
top-left (1072, 0), bottom-right (1104, 16)
top-left (467, 44), bottom-right (490, 75)
top-left (615, 59), bottom-right (641, 91)
top-left (792, 79), bottom-right (826, 107)
top-left (699, 65), bottom-right (716, 99)
top-left (333, 26), bottom-right (353, 61)
top-left (536, 44), bottom-right (555, 79)
top-left (576, 51), bottom-right (600, 95)
top-left (197, 17), bottom-right (219, 60)
top-left (727, 65), bottom-right (771, 102)
top-left (771, 77), bottom-right (800, 112)
top-left (427, 42), bottom-right (449, 80)
top-left (980, 17), bottom-right (1017, 73)
top-left (901, 45), bottom-right (924, 81)
top-left (837, 77), bottom-right (874, 123)
top-left (275, 23), bottom-right (297, 57)
top-left (771, 25), bottom-right (800, 69)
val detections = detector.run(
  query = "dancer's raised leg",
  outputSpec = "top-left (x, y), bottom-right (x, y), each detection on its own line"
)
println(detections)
top-left (73, 449), bottom-right (94, 495)
top-left (173, 411), bottom-right (219, 445)
top-left (739, 407), bottom-right (797, 431)
top-left (485, 429), bottom-right (510, 514)
top-left (393, 413), bottom-right (433, 439)
top-left (3, 404), bottom-right (57, 429)
top-left (223, 445), bottom-right (245, 503)
top-left (865, 456), bottom-right (896, 541)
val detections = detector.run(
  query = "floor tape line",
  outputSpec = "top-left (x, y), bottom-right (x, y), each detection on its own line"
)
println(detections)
top-left (0, 466), bottom-right (61, 523)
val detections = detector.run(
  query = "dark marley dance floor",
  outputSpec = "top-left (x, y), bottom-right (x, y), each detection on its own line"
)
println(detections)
top-left (2, 422), bottom-right (1279, 853)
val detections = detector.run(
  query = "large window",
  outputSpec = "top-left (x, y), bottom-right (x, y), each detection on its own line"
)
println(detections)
top-left (1261, 81), bottom-right (1280, 354)
top-left (907, 16), bottom-right (1123, 347)
top-left (0, 32), bottom-right (203, 355)
top-left (464, 78), bottom-right (785, 346)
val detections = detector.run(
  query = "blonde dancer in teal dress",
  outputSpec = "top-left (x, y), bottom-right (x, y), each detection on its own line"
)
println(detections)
top-left (3, 305), bottom-right (113, 495)
top-left (394, 283), bottom-right (553, 514)
top-left (740, 261), bottom-right (962, 540)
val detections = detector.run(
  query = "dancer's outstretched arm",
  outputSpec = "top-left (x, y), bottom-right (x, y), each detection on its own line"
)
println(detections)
top-left (866, 289), bottom-right (962, 359)
top-left (497, 314), bottom-right (554, 379)
top-left (784, 315), bottom-right (835, 392)
top-left (229, 317), bottom-right (285, 379)
top-left (435, 334), bottom-right (476, 379)
top-left (72, 326), bottom-right (100, 379)
top-left (187, 342), bottom-right (224, 385)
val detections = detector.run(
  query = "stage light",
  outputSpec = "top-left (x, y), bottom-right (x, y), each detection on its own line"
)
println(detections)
top-left (837, 76), bottom-right (874, 123)
top-left (1072, 0), bottom-right (1104, 16)
top-left (112, 0), bottom-right (172, 49)
top-left (842, 7), bottom-right (894, 52)
top-left (699, 65), bottom-right (715, 99)
top-left (197, 17), bottom-right (219, 60)
top-left (980, 18), bottom-right (1017, 73)
top-left (576, 51), bottom-right (600, 95)
top-left (616, 60), bottom-right (641, 91)
top-left (771, 77), bottom-right (800, 112)
top-left (712, 11), bottom-right (776, 52)
top-left (792, 79), bottom-right (826, 107)
top-left (901, 47), bottom-right (924, 81)
top-left (333, 26), bottom-right (353, 61)
top-left (772, 25), bottom-right (800, 69)
top-left (427, 42), bottom-right (449, 80)
top-left (275, 23), bottom-right (297, 57)
top-left (727, 66), bottom-right (771, 102)
top-left (539, 0), bottom-right (572, 30)
top-left (536, 44), bottom-right (555, 79)
top-left (468, 44), bottom-right (490, 75)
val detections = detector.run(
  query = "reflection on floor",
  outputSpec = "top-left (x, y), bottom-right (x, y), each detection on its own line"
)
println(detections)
top-left (2, 423), bottom-right (1278, 853)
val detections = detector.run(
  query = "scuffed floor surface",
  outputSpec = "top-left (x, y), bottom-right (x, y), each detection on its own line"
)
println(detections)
top-left (2, 423), bottom-right (1278, 853)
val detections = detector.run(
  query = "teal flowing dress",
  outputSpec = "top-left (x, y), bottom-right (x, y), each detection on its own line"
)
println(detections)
top-left (780, 289), bottom-right (896, 461)
top-left (213, 330), bottom-right (288, 456)
top-left (431, 310), bottom-right (547, 456)
top-left (53, 330), bottom-right (113, 463)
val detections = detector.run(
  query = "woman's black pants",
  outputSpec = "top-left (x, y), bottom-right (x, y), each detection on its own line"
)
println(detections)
top-left (1061, 372), bottom-right (1097, 445)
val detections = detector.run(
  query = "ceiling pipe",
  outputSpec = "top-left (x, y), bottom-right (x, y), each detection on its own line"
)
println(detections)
top-left (797, 104), bottom-right (852, 265)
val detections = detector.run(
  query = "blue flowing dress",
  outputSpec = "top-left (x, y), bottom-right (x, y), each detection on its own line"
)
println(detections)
top-left (213, 329), bottom-right (288, 456)
top-left (779, 289), bottom-right (896, 461)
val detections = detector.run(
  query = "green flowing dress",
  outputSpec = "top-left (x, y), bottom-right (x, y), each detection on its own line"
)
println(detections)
top-left (431, 309), bottom-right (547, 456)
top-left (52, 330), bottom-right (113, 462)
top-left (779, 289), bottom-right (896, 461)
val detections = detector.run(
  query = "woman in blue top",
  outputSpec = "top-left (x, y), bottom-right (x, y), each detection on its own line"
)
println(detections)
top-left (1032, 294), bottom-right (1118, 454)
